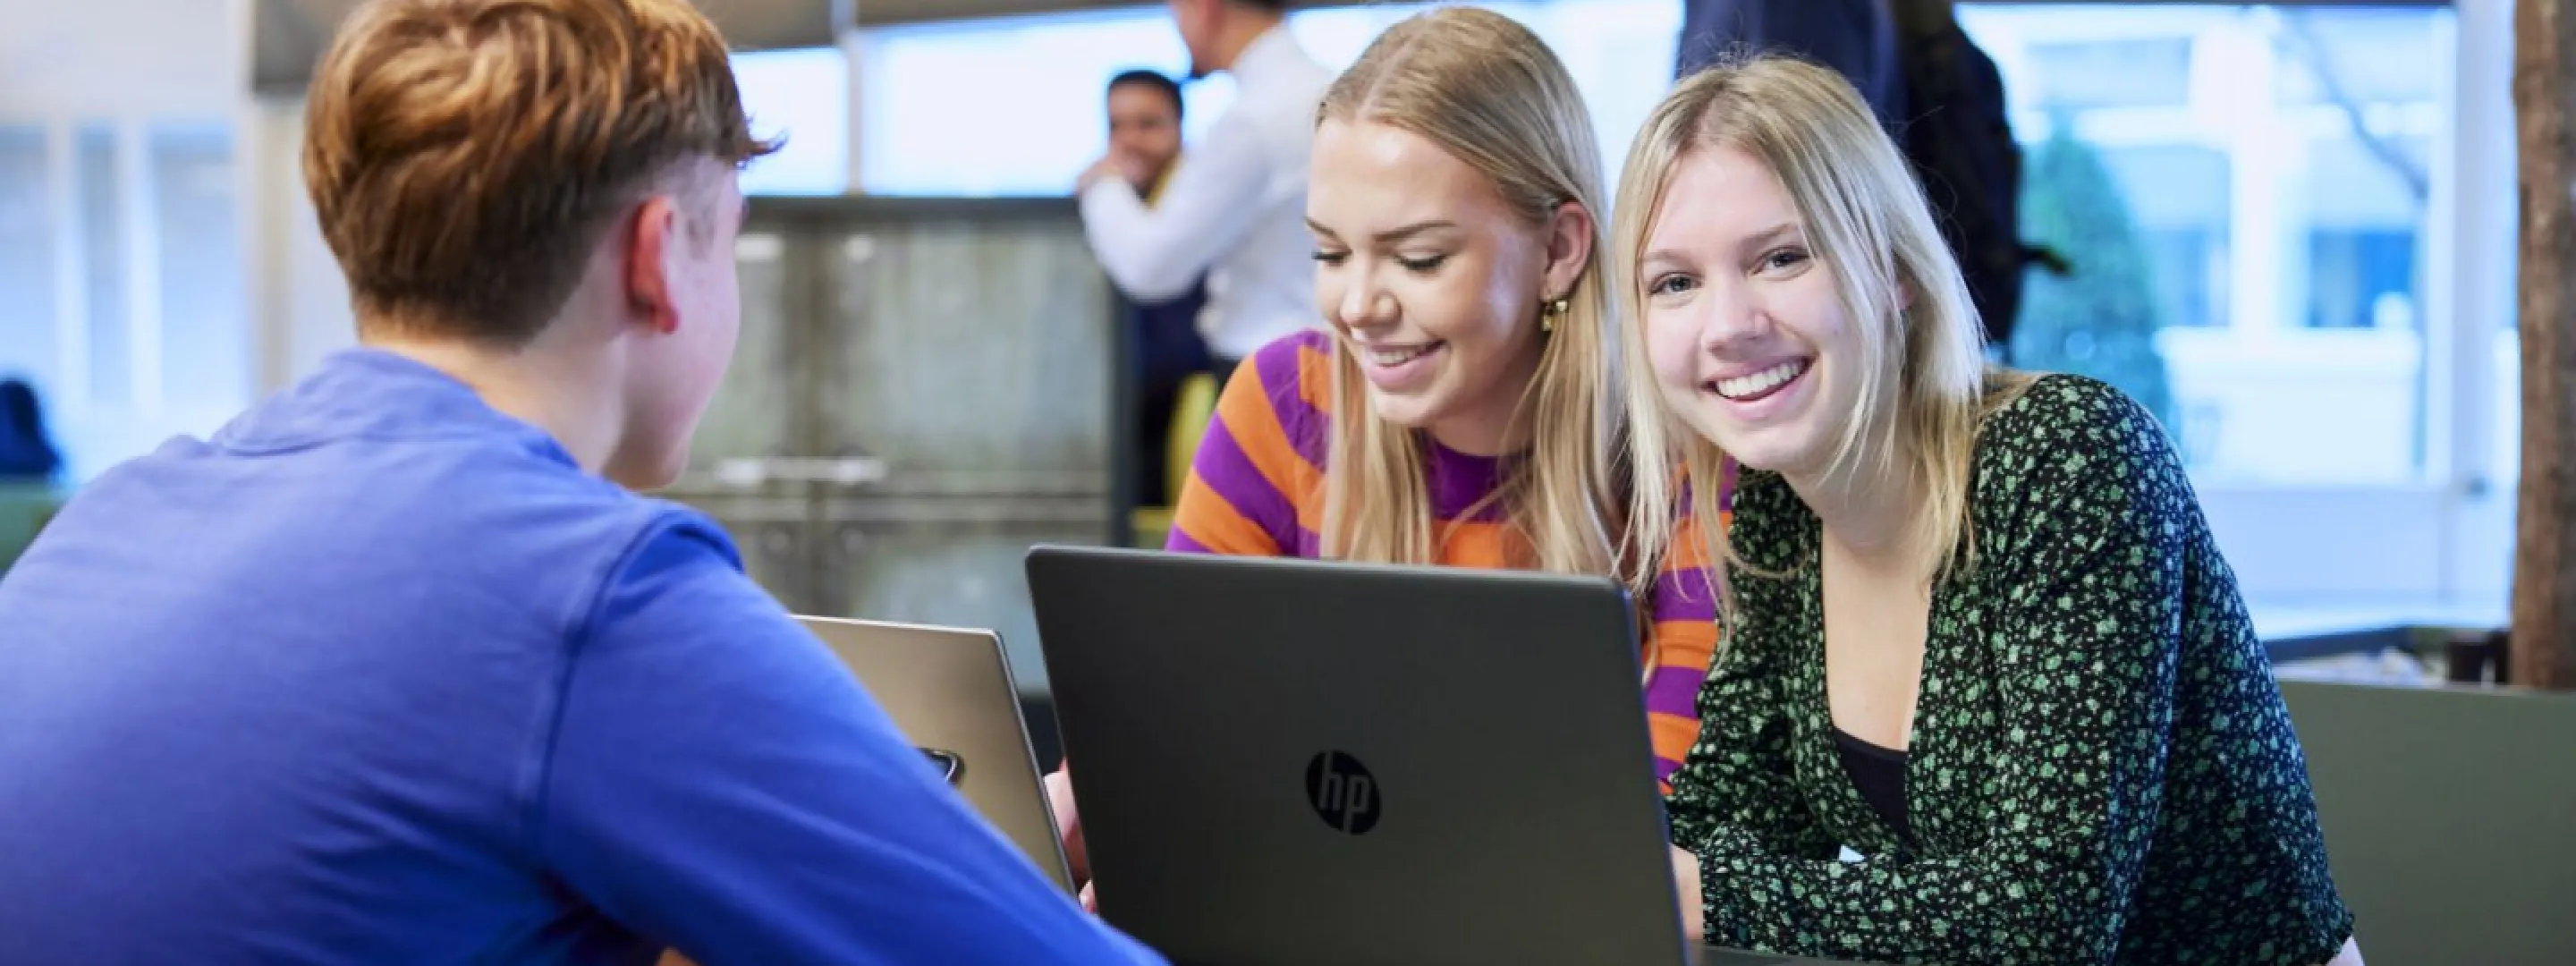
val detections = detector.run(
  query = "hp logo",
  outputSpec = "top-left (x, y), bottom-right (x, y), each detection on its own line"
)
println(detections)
top-left (1305, 750), bottom-right (1382, 835)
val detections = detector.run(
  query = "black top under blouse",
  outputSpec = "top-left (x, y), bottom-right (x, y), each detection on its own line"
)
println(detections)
top-left (1831, 726), bottom-right (1910, 847)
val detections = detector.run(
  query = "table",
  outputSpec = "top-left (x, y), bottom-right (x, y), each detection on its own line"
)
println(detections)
top-left (1704, 948), bottom-right (1856, 965)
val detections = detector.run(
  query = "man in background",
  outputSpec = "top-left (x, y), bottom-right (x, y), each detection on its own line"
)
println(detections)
top-left (1079, 0), bottom-right (1332, 387)
top-left (1678, 0), bottom-right (2050, 353)
top-left (1107, 69), bottom-right (1191, 205)
top-left (1104, 69), bottom-right (1212, 508)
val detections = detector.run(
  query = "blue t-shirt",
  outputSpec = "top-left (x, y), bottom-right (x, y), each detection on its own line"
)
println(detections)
top-left (0, 350), bottom-right (1161, 965)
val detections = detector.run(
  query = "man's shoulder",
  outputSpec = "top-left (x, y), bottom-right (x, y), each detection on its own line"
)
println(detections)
top-left (401, 446), bottom-right (740, 593)
top-left (1222, 38), bottom-right (1334, 140)
top-left (1973, 372), bottom-right (2179, 492)
top-left (333, 427), bottom-right (695, 547)
top-left (1244, 62), bottom-right (1332, 115)
top-left (42, 426), bottom-right (723, 621)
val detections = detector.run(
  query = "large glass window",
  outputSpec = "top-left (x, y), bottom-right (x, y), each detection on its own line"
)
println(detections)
top-left (832, 2), bottom-right (2451, 479)
top-left (853, 12), bottom-right (1216, 198)
top-left (820, 0), bottom-right (2490, 615)
top-left (75, 123), bottom-right (131, 411)
top-left (849, 1), bottom-right (1682, 198)
top-left (151, 123), bottom-right (246, 430)
top-left (0, 126), bottom-right (55, 401)
top-left (0, 119), bottom-right (249, 480)
top-left (1961, 4), bottom-right (2455, 487)
top-left (733, 47), bottom-right (852, 196)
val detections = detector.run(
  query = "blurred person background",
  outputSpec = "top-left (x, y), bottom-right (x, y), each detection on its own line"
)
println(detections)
top-left (1097, 67), bottom-right (1213, 514)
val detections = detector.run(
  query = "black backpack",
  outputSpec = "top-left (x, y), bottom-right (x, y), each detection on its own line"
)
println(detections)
top-left (1889, 1), bottom-right (2066, 355)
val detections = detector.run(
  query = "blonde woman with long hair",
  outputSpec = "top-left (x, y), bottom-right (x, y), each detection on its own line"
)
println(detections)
top-left (1619, 57), bottom-right (2361, 964)
top-left (1047, 7), bottom-right (1721, 907)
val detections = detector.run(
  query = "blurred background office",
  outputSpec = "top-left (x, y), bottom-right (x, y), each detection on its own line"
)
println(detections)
top-left (0, 0), bottom-right (2515, 643)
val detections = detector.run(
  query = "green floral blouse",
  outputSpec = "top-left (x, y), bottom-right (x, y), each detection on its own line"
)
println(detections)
top-left (1669, 375), bottom-right (2354, 965)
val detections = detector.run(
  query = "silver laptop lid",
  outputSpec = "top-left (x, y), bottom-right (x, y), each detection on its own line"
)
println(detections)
top-left (796, 614), bottom-right (1074, 894)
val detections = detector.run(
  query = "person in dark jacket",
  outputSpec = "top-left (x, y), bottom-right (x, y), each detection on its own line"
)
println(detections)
top-left (1675, 0), bottom-right (1902, 123)
top-left (0, 378), bottom-right (63, 483)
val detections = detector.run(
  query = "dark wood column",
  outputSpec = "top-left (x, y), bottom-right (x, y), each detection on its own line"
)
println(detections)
top-left (2512, 0), bottom-right (2576, 689)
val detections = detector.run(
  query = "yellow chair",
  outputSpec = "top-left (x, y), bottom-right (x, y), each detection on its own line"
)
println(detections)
top-left (1129, 372), bottom-right (1219, 549)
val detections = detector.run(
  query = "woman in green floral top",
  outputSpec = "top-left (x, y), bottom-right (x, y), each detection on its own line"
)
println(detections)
top-left (1609, 56), bottom-right (2363, 965)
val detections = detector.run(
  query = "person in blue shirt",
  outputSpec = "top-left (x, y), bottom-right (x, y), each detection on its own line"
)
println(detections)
top-left (0, 2), bottom-right (1164, 963)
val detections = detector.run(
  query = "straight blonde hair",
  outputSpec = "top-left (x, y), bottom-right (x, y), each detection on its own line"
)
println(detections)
top-left (1315, 8), bottom-right (1625, 578)
top-left (1614, 55), bottom-right (2021, 603)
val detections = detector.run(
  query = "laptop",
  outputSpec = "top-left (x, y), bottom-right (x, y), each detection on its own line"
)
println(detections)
top-left (1025, 546), bottom-right (1690, 966)
top-left (796, 614), bottom-right (1074, 894)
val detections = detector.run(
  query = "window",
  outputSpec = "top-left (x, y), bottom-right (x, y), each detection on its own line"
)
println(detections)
top-left (1967, 2), bottom-right (2514, 621)
top-left (850, 1), bottom-right (1682, 198)
top-left (75, 123), bottom-right (131, 411)
top-left (833, 2), bottom-right (2454, 480)
top-left (1962, 3), bottom-right (2457, 487)
top-left (0, 120), bottom-right (247, 480)
top-left (2102, 144), bottom-right (2231, 330)
top-left (2026, 37), bottom-right (2195, 110)
top-left (0, 126), bottom-right (55, 401)
top-left (151, 124), bottom-right (247, 425)
top-left (794, 0), bottom-right (2504, 617)
top-left (853, 12), bottom-right (1218, 198)
top-left (733, 47), bottom-right (852, 196)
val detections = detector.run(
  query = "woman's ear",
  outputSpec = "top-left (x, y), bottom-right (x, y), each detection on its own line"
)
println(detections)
top-left (1540, 200), bottom-right (1597, 301)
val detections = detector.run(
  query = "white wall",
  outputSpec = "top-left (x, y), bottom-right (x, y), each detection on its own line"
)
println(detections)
top-left (242, 102), bottom-right (356, 394)
top-left (0, 0), bottom-right (241, 118)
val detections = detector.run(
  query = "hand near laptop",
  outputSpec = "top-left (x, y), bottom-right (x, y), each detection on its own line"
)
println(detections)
top-left (1672, 845), bottom-right (1704, 964)
top-left (1044, 767), bottom-right (1097, 911)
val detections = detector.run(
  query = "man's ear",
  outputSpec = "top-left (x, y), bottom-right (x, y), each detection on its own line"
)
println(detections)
top-left (1541, 200), bottom-right (1597, 302)
top-left (623, 196), bottom-right (683, 336)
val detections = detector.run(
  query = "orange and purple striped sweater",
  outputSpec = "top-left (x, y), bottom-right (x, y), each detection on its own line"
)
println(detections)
top-left (1167, 330), bottom-right (1724, 789)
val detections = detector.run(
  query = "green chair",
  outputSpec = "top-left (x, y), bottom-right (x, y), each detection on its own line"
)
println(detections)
top-left (2281, 679), bottom-right (2576, 964)
top-left (0, 483), bottom-right (64, 575)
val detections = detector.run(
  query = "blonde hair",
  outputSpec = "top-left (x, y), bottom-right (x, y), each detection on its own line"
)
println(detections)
top-left (1614, 55), bottom-right (2018, 600)
top-left (304, 0), bottom-right (777, 346)
top-left (1312, 7), bottom-right (1625, 578)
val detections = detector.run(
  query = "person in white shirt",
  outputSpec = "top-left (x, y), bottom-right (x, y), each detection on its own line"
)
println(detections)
top-left (1078, 0), bottom-right (1334, 385)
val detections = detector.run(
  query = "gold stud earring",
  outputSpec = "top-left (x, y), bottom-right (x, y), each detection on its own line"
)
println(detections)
top-left (1540, 297), bottom-right (1570, 334)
